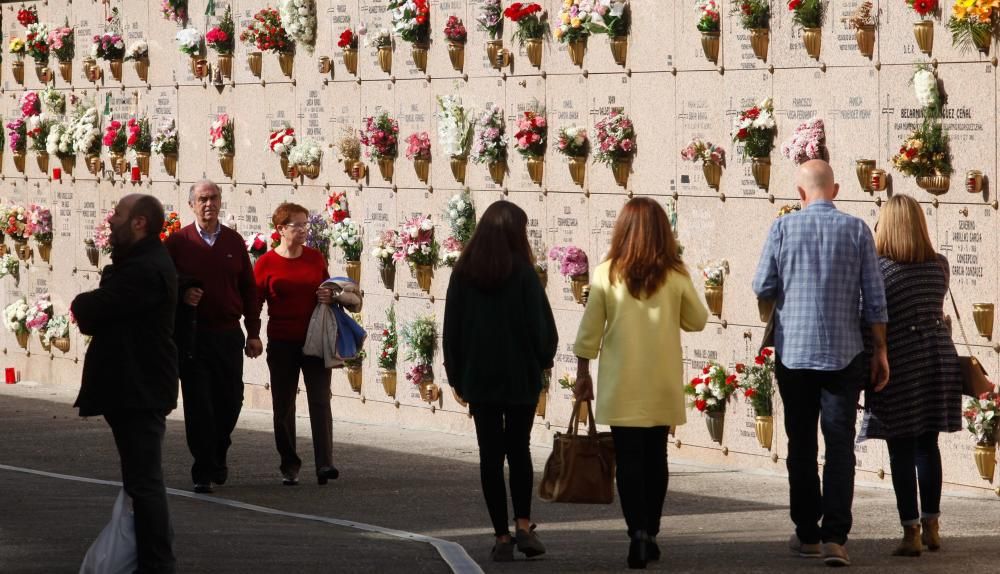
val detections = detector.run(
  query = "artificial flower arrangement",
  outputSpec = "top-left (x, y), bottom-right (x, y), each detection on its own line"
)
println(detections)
top-left (70, 104), bottom-right (101, 171)
top-left (4, 297), bottom-right (30, 348)
top-left (788, 0), bottom-right (825, 59)
top-left (553, 0), bottom-right (617, 65)
top-left (281, 0), bottom-right (318, 54)
top-left (533, 245), bottom-right (549, 285)
top-left (45, 119), bottom-right (75, 162)
top-left (780, 118), bottom-right (826, 166)
top-left (305, 212), bottom-right (331, 260)
top-left (699, 259), bottom-right (729, 317)
top-left (125, 41), bottom-right (149, 62)
top-left (6, 118), bottom-right (27, 159)
top-left (505, 3), bottom-right (547, 67)
top-left (732, 97), bottom-right (776, 189)
top-left (175, 28), bottom-right (203, 58)
top-left (399, 214), bottom-right (439, 293)
top-left (152, 119), bottom-right (179, 177)
top-left (685, 362), bottom-right (739, 444)
top-left (332, 217), bottom-right (363, 267)
top-left (207, 6), bottom-right (236, 56)
top-left (471, 105), bottom-right (509, 185)
top-left (27, 115), bottom-right (56, 164)
top-left (288, 139), bottom-right (322, 178)
top-left (681, 138), bottom-right (725, 190)
top-left (436, 95), bottom-right (474, 183)
top-left (27, 204), bottom-right (53, 262)
top-left (359, 24), bottom-right (394, 74)
top-left (326, 190), bottom-right (350, 226)
top-left (162, 0), bottom-right (188, 23)
top-left (949, 0), bottom-right (997, 54)
top-left (444, 16), bottom-right (468, 71)
top-left (246, 233), bottom-right (268, 263)
top-left (439, 237), bottom-right (463, 267)
top-left (892, 66), bottom-right (952, 194)
top-left (593, 110), bottom-right (636, 188)
top-left (103, 119), bottom-right (127, 175)
top-left (696, 1), bottom-right (722, 64)
top-left (549, 245), bottom-right (589, 305)
top-left (843, 1), bottom-right (877, 59)
top-left (738, 348), bottom-right (776, 450)
top-left (269, 126), bottom-right (297, 172)
top-left (478, 0), bottom-right (504, 40)
top-left (389, 0), bottom-right (431, 71)
top-left (25, 295), bottom-right (52, 345)
top-left (907, 0), bottom-right (937, 55)
top-left (25, 21), bottom-right (51, 66)
top-left (337, 126), bottom-right (365, 180)
top-left (41, 87), bottom-right (65, 115)
top-left (44, 313), bottom-right (72, 352)
top-left (378, 306), bottom-right (400, 396)
top-left (338, 28), bottom-right (360, 75)
top-left (733, 1), bottom-right (771, 60)
top-left (405, 132), bottom-right (432, 183)
top-left (127, 117), bottom-right (153, 175)
top-left (160, 212), bottom-right (182, 242)
top-left (241, 7), bottom-right (292, 77)
top-left (964, 392), bottom-right (1000, 481)
top-left (514, 103), bottom-right (547, 185)
top-left (9, 37), bottom-right (26, 63)
top-left (360, 112), bottom-right (400, 182)
top-left (21, 92), bottom-right (41, 118)
top-left (402, 315), bottom-right (439, 401)
top-left (5, 205), bottom-right (30, 259)
top-left (0, 254), bottom-right (21, 286)
top-left (17, 7), bottom-right (38, 27)
top-left (93, 209), bottom-right (114, 258)
top-left (556, 125), bottom-right (589, 186)
top-left (439, 192), bottom-right (475, 267)
top-left (91, 32), bottom-right (126, 62)
top-left (371, 229), bottom-right (401, 288)
top-left (210, 113), bottom-right (235, 178)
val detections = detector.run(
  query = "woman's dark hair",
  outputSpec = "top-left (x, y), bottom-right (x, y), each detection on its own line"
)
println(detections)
top-left (607, 197), bottom-right (686, 299)
top-left (452, 201), bottom-right (533, 288)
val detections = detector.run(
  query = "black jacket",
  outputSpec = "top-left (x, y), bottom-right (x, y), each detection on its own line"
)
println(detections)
top-left (72, 236), bottom-right (179, 417)
top-left (443, 259), bottom-right (558, 405)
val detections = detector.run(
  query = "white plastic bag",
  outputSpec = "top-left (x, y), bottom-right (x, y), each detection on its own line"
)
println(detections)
top-left (79, 489), bottom-right (138, 574)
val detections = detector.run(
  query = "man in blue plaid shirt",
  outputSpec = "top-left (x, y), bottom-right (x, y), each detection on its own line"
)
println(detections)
top-left (753, 160), bottom-right (889, 568)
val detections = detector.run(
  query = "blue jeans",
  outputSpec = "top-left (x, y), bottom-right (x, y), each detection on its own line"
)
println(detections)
top-left (886, 432), bottom-right (942, 525)
top-left (776, 354), bottom-right (864, 546)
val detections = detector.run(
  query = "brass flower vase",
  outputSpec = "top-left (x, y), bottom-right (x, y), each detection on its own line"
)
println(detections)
top-left (916, 175), bottom-right (950, 195)
top-left (701, 31), bottom-right (721, 64)
top-left (298, 163), bottom-right (320, 179)
top-left (343, 48), bottom-right (358, 75)
top-left (36, 152), bottom-right (49, 174)
top-left (85, 240), bottom-right (100, 268)
top-left (378, 157), bottom-right (395, 182)
top-left (752, 156), bottom-right (771, 189)
top-left (447, 42), bottom-right (465, 72)
top-left (109, 59), bottom-right (123, 81)
top-left (12, 60), bottom-right (25, 85)
top-left (855, 25), bottom-right (876, 59)
top-left (248, 52), bottom-right (263, 77)
top-left (14, 241), bottom-right (31, 262)
top-left (419, 379), bottom-right (440, 403)
top-left (450, 156), bottom-right (467, 184)
top-left (486, 40), bottom-right (506, 69)
top-left (136, 152), bottom-right (150, 176)
top-left (346, 260), bottom-right (361, 284)
top-left (411, 43), bottom-right (429, 72)
top-left (277, 52), bottom-right (294, 77)
top-left (855, 159), bottom-right (875, 192)
top-left (568, 38), bottom-right (586, 67)
top-left (803, 28), bottom-right (822, 60)
top-left (973, 303), bottom-right (995, 340)
top-left (15, 330), bottom-right (29, 350)
top-left (569, 156), bottom-right (586, 186)
top-left (58, 59), bottom-right (73, 82)
top-left (217, 54), bottom-right (233, 79)
top-left (347, 367), bottom-right (363, 393)
top-left (86, 154), bottom-right (102, 176)
top-left (703, 162), bottom-right (722, 190)
top-left (974, 442), bottom-right (996, 482)
top-left (526, 157), bottom-right (544, 186)
top-left (220, 153), bottom-right (235, 179)
top-left (570, 273), bottom-right (589, 305)
top-left (750, 28), bottom-right (769, 61)
top-left (612, 157), bottom-right (631, 188)
top-left (134, 58), bottom-right (149, 82)
top-left (526, 38), bottom-right (543, 68)
top-left (378, 46), bottom-right (393, 74)
top-left (414, 264), bottom-right (433, 293)
top-left (609, 36), bottom-right (628, 66)
top-left (488, 160), bottom-right (506, 186)
top-left (37, 242), bottom-right (51, 264)
top-left (706, 411), bottom-right (725, 444)
top-left (913, 21), bottom-right (933, 55)
top-left (52, 336), bottom-right (70, 353)
top-left (109, 152), bottom-right (127, 175)
top-left (380, 265), bottom-right (396, 290)
top-left (705, 284), bottom-right (724, 317)
top-left (755, 415), bottom-right (774, 450)
top-left (452, 386), bottom-right (468, 407)
top-left (163, 154), bottom-right (178, 178)
top-left (59, 155), bottom-right (75, 176)
top-left (13, 152), bottom-right (26, 174)
top-left (381, 369), bottom-right (397, 398)
top-left (413, 158), bottom-right (430, 183)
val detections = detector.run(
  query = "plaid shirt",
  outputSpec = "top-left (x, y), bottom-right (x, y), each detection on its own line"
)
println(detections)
top-left (752, 201), bottom-right (887, 371)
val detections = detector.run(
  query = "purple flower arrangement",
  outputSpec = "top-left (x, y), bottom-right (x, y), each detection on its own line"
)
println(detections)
top-left (548, 245), bottom-right (589, 278)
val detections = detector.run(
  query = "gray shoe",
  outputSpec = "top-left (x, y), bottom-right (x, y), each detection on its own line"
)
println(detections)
top-left (491, 539), bottom-right (515, 562)
top-left (515, 525), bottom-right (546, 558)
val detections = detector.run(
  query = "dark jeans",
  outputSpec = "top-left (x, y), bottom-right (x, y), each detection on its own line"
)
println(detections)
top-left (610, 426), bottom-right (669, 538)
top-left (886, 431), bottom-right (942, 525)
top-left (179, 328), bottom-right (245, 484)
top-left (266, 340), bottom-right (333, 477)
top-left (105, 409), bottom-right (175, 574)
top-left (470, 403), bottom-right (536, 536)
top-left (776, 354), bottom-right (864, 546)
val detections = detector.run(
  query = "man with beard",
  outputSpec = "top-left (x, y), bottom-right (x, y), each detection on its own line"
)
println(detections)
top-left (73, 194), bottom-right (178, 574)
top-left (165, 180), bottom-right (261, 494)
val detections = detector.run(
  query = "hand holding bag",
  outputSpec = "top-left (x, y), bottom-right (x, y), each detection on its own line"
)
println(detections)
top-left (538, 399), bottom-right (616, 504)
top-left (948, 288), bottom-right (996, 398)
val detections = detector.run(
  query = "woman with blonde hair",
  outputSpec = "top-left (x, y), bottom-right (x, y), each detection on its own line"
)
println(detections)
top-left (573, 197), bottom-right (708, 569)
top-left (861, 193), bottom-right (961, 556)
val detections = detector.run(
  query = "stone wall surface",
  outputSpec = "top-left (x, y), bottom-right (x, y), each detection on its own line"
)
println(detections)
top-left (3, 0), bottom-right (999, 494)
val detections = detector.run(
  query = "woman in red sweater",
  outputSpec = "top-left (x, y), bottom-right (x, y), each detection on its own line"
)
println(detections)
top-left (254, 203), bottom-right (337, 486)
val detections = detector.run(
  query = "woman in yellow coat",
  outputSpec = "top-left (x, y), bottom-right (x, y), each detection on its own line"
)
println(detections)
top-left (574, 197), bottom-right (709, 569)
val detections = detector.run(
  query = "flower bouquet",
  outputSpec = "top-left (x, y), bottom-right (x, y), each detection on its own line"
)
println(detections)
top-left (681, 138), bottom-right (725, 190)
top-left (780, 118), bottom-right (826, 166)
top-left (371, 229), bottom-right (400, 289)
top-left (241, 8), bottom-right (292, 77)
top-left (788, 0), bottom-right (825, 59)
top-left (439, 236), bottom-right (463, 267)
top-left (533, 246), bottom-right (548, 286)
top-left (125, 41), bottom-right (150, 81)
top-left (246, 233), bottom-right (268, 264)
top-left (844, 1), bottom-right (877, 59)
top-left (389, 0), bottom-right (431, 71)
top-left (964, 392), bottom-right (1000, 481)
top-left (0, 254), bottom-right (20, 286)
top-left (25, 295), bottom-right (52, 351)
top-left (27, 114), bottom-right (56, 172)
top-left (332, 218), bottom-right (363, 283)
top-left (337, 126), bottom-right (365, 180)
top-left (443, 16), bottom-right (468, 71)
top-left (435, 95), bottom-right (473, 183)
top-left (478, 0), bottom-right (507, 68)
top-left (907, 0), bottom-right (937, 55)
top-left (160, 212), bottom-right (182, 242)
top-left (344, 345), bottom-right (366, 393)
top-left (405, 132), bottom-right (432, 183)
top-left (733, 0), bottom-right (770, 60)
top-left (471, 105), bottom-right (509, 186)
top-left (127, 117), bottom-right (152, 176)
top-left (210, 113), bottom-right (235, 178)
top-left (208, 6), bottom-right (236, 78)
top-left (738, 349), bottom-right (776, 449)
top-left (892, 67), bottom-right (952, 194)
top-left (685, 362), bottom-right (739, 444)
top-left (26, 22), bottom-right (51, 82)
top-left (338, 28), bottom-right (359, 75)
top-left (699, 259), bottom-right (729, 317)
top-left (281, 0), bottom-right (317, 56)
top-left (86, 209), bottom-right (114, 268)
top-left (27, 204), bottom-right (52, 263)
top-left (103, 120), bottom-right (128, 175)
top-left (6, 119), bottom-right (27, 173)
top-left (445, 192), bottom-right (476, 244)
top-left (593, 111), bottom-right (636, 188)
top-left (360, 112), bottom-right (400, 182)
top-left (366, 27), bottom-right (394, 74)
top-left (41, 87), bottom-right (65, 116)
top-left (549, 246), bottom-right (589, 305)
top-left (731, 98), bottom-right (776, 189)
top-left (378, 306), bottom-right (400, 397)
top-left (399, 215), bottom-right (438, 293)
top-left (949, 0), bottom-right (996, 54)
top-left (554, 0), bottom-right (596, 66)
top-left (505, 3), bottom-right (547, 67)
top-left (45, 313), bottom-right (72, 353)
top-left (175, 28), bottom-right (204, 64)
top-left (306, 213), bottom-right (331, 260)
top-left (402, 315), bottom-right (439, 402)
top-left (557, 125), bottom-right (589, 186)
top-left (269, 126), bottom-right (296, 177)
top-left (8, 38), bottom-right (26, 84)
top-left (696, 1), bottom-right (722, 63)
top-left (162, 0), bottom-right (188, 23)
top-left (152, 120), bottom-right (179, 177)
top-left (4, 297), bottom-right (30, 349)
top-left (326, 191), bottom-right (350, 226)
top-left (92, 32), bottom-right (126, 81)
top-left (514, 105), bottom-right (547, 185)
top-left (289, 139), bottom-right (322, 179)
top-left (17, 7), bottom-right (38, 27)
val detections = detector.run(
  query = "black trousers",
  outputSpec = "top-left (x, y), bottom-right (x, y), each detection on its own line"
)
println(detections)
top-left (179, 328), bottom-right (246, 484)
top-left (105, 409), bottom-right (175, 574)
top-left (610, 426), bottom-right (669, 538)
top-left (266, 340), bottom-right (333, 477)
top-left (886, 431), bottom-right (942, 525)
top-left (470, 403), bottom-right (536, 536)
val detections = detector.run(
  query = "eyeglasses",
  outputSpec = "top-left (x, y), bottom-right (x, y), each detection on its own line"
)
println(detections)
top-left (282, 222), bottom-right (308, 230)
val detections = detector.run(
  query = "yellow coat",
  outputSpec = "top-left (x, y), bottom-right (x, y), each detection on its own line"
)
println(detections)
top-left (573, 261), bottom-right (709, 428)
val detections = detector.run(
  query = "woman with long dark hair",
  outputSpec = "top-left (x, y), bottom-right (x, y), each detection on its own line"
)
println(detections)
top-left (443, 201), bottom-right (557, 562)
top-left (574, 197), bottom-right (708, 569)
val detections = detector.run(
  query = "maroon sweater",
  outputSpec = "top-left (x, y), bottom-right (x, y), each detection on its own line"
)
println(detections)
top-left (165, 224), bottom-right (261, 339)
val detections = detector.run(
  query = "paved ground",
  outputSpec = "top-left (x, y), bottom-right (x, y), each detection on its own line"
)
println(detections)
top-left (2, 380), bottom-right (999, 573)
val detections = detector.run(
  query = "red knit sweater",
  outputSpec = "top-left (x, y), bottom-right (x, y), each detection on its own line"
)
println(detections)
top-left (165, 224), bottom-right (260, 338)
top-left (253, 247), bottom-right (329, 343)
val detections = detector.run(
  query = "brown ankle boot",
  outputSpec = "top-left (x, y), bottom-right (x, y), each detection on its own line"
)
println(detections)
top-left (892, 525), bottom-right (922, 557)
top-left (921, 518), bottom-right (941, 551)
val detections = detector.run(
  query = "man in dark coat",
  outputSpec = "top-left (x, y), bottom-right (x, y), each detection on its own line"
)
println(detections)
top-left (73, 193), bottom-right (178, 574)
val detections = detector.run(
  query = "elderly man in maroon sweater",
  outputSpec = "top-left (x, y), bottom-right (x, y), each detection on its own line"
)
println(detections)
top-left (165, 180), bottom-right (262, 493)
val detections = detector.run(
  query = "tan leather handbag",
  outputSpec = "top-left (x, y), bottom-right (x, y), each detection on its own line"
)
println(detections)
top-left (949, 289), bottom-right (996, 398)
top-left (538, 400), bottom-right (616, 504)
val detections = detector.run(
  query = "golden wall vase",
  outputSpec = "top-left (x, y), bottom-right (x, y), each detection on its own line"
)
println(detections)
top-left (568, 156), bottom-right (586, 186)
top-left (705, 284), bottom-right (724, 317)
top-left (414, 264), bottom-right (433, 293)
top-left (58, 59), bottom-right (72, 82)
top-left (36, 242), bottom-right (51, 264)
top-left (856, 159), bottom-right (876, 192)
top-left (347, 367), bottom-right (363, 393)
top-left (488, 160), bottom-right (506, 186)
top-left (526, 38), bottom-right (543, 68)
top-left (109, 152), bottom-right (127, 175)
top-left (298, 163), bottom-right (320, 179)
top-left (35, 152), bottom-right (49, 175)
top-left (52, 336), bottom-right (70, 353)
top-left (570, 273), bottom-right (589, 305)
top-left (967, 170), bottom-right (984, 194)
top-left (758, 298), bottom-right (775, 323)
top-left (612, 157), bottom-right (632, 188)
top-left (411, 43), bottom-right (429, 72)
top-left (59, 155), bottom-right (75, 176)
top-left (11, 60), bottom-right (24, 85)
top-left (447, 42), bottom-right (465, 72)
top-left (975, 442), bottom-right (996, 482)
top-left (378, 46), bottom-right (393, 74)
top-left (803, 28), bottom-right (822, 60)
top-left (380, 265), bottom-right (395, 290)
top-left (109, 59), bottom-right (123, 81)
top-left (15, 330), bottom-right (29, 350)
top-left (869, 168), bottom-right (888, 191)
top-left (413, 158), bottom-right (430, 183)
top-left (278, 52), bottom-right (294, 77)
top-left (609, 36), bottom-right (628, 66)
top-left (913, 21), bottom-right (933, 55)
top-left (419, 380), bottom-right (440, 403)
top-left (343, 48), bottom-right (358, 75)
top-left (755, 415), bottom-right (774, 450)
top-left (568, 38), bottom-right (586, 67)
top-left (346, 260), bottom-right (361, 284)
top-left (378, 157), bottom-right (395, 182)
top-left (247, 52), bottom-right (262, 77)
top-left (750, 28), bottom-right (769, 61)
top-left (220, 153), bottom-right (234, 179)
top-left (752, 156), bottom-right (771, 189)
top-left (162, 154), bottom-right (177, 178)
top-left (135, 152), bottom-right (151, 176)
top-left (855, 25), bottom-right (876, 59)
top-left (526, 157), bottom-right (544, 185)
top-left (975, 32), bottom-right (992, 54)
top-left (134, 58), bottom-right (149, 82)
top-left (916, 175), bottom-right (950, 195)
top-left (35, 64), bottom-right (52, 83)
top-left (701, 31), bottom-right (721, 64)
top-left (706, 411), bottom-right (725, 444)
top-left (703, 162), bottom-right (722, 190)
top-left (14, 241), bottom-right (31, 262)
top-left (450, 156), bottom-right (467, 184)
top-left (381, 369), bottom-right (397, 398)
top-left (85, 239), bottom-right (100, 268)
top-left (86, 154), bottom-right (102, 176)
top-left (13, 151), bottom-right (26, 174)
top-left (973, 303), bottom-right (995, 340)
top-left (217, 54), bottom-right (233, 78)
top-left (451, 387), bottom-right (468, 407)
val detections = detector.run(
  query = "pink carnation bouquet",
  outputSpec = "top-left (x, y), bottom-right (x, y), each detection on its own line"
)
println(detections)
top-left (94, 209), bottom-right (114, 255)
top-left (780, 118), bottom-right (826, 165)
top-left (680, 138), bottom-right (725, 166)
top-left (405, 132), bottom-right (431, 160)
top-left (593, 111), bottom-right (636, 166)
top-left (548, 245), bottom-right (589, 278)
top-left (20, 92), bottom-right (41, 117)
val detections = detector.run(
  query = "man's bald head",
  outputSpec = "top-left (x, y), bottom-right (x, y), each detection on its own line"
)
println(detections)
top-left (796, 159), bottom-right (839, 205)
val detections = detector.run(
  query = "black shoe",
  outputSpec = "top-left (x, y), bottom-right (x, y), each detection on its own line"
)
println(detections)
top-left (317, 466), bottom-right (339, 485)
top-left (193, 483), bottom-right (213, 494)
top-left (490, 539), bottom-right (515, 562)
top-left (211, 468), bottom-right (228, 486)
top-left (281, 473), bottom-right (299, 486)
top-left (647, 538), bottom-right (660, 561)
top-left (514, 524), bottom-right (546, 558)
top-left (627, 531), bottom-right (649, 570)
